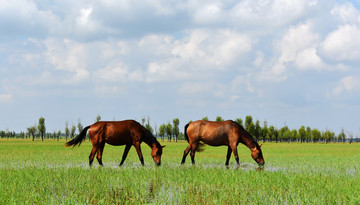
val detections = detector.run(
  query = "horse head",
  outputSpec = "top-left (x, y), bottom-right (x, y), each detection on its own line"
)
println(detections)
top-left (151, 143), bottom-right (165, 166)
top-left (251, 144), bottom-right (265, 166)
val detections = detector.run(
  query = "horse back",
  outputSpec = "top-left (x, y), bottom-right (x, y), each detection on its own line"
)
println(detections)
top-left (89, 120), bottom-right (143, 146)
top-left (187, 120), bottom-right (239, 146)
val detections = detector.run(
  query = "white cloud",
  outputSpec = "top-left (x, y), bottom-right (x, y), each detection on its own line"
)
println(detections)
top-left (178, 82), bottom-right (213, 95)
top-left (0, 93), bottom-right (13, 103)
top-left (230, 0), bottom-right (318, 28)
top-left (0, 0), bottom-right (60, 36)
top-left (76, 7), bottom-right (98, 31)
top-left (320, 25), bottom-right (360, 62)
top-left (178, 81), bottom-right (226, 98)
top-left (277, 22), bottom-right (319, 64)
top-left (258, 22), bottom-right (320, 82)
top-left (143, 29), bottom-right (253, 82)
top-left (331, 3), bottom-right (360, 24)
top-left (93, 62), bottom-right (144, 83)
top-left (232, 75), bottom-right (254, 93)
top-left (192, 3), bottom-right (225, 25)
top-left (93, 85), bottom-right (127, 97)
top-left (94, 63), bottom-right (128, 82)
top-left (138, 34), bottom-right (174, 56)
top-left (295, 47), bottom-right (324, 70)
top-left (44, 38), bottom-right (90, 83)
top-left (332, 75), bottom-right (360, 96)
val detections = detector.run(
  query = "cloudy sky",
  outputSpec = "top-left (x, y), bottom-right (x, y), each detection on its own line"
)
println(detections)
top-left (1, 0), bottom-right (360, 135)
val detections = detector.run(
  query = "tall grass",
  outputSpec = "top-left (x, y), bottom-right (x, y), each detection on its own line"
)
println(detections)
top-left (0, 140), bottom-right (359, 204)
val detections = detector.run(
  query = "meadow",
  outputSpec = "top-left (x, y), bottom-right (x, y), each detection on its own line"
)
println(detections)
top-left (0, 139), bottom-right (359, 204)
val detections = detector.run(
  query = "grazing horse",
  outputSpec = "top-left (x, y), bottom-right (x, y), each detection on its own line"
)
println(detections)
top-left (181, 120), bottom-right (264, 166)
top-left (65, 120), bottom-right (165, 166)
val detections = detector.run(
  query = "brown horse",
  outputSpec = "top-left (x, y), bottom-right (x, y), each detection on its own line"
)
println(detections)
top-left (181, 120), bottom-right (264, 166)
top-left (65, 120), bottom-right (165, 166)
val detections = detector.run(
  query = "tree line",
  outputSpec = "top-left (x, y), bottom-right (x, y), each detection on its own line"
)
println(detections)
top-left (1, 115), bottom-right (359, 143)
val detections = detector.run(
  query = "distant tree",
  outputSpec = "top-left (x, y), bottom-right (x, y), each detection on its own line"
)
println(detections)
top-left (65, 121), bottom-right (70, 141)
top-left (235, 118), bottom-right (243, 127)
top-left (96, 115), bottom-right (101, 122)
top-left (19, 132), bottom-right (25, 139)
top-left (254, 120), bottom-right (261, 141)
top-left (323, 130), bottom-right (332, 144)
top-left (159, 124), bottom-right (166, 142)
top-left (70, 125), bottom-right (76, 139)
top-left (202, 116), bottom-right (209, 121)
top-left (5, 128), bottom-right (9, 138)
top-left (28, 126), bottom-right (37, 141)
top-left (145, 116), bottom-right (154, 135)
top-left (283, 129), bottom-right (291, 143)
top-left (311, 129), bottom-right (321, 143)
top-left (274, 128), bottom-right (280, 143)
top-left (77, 119), bottom-right (83, 134)
top-left (291, 129), bottom-right (298, 142)
top-left (266, 125), bottom-right (274, 142)
top-left (216, 116), bottom-right (224, 122)
top-left (245, 115), bottom-right (253, 131)
top-left (141, 117), bottom-right (146, 126)
top-left (339, 128), bottom-right (346, 143)
top-left (166, 123), bottom-right (173, 142)
top-left (154, 124), bottom-right (158, 138)
top-left (347, 131), bottom-right (353, 144)
top-left (57, 130), bottom-right (61, 141)
top-left (38, 117), bottom-right (46, 141)
top-left (0, 131), bottom-right (5, 138)
top-left (298, 126), bottom-right (306, 143)
top-left (244, 116), bottom-right (256, 138)
top-left (329, 131), bottom-right (335, 143)
top-left (306, 126), bottom-right (312, 143)
top-left (248, 123), bottom-right (256, 139)
top-left (173, 118), bottom-right (180, 142)
top-left (262, 121), bottom-right (268, 142)
top-left (279, 126), bottom-right (289, 142)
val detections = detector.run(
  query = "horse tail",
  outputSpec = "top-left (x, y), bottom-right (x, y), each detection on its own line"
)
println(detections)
top-left (184, 122), bottom-right (206, 152)
top-left (65, 126), bottom-right (91, 147)
top-left (184, 123), bottom-right (190, 142)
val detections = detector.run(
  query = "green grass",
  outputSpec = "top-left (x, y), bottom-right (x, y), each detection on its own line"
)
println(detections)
top-left (0, 139), bottom-right (359, 204)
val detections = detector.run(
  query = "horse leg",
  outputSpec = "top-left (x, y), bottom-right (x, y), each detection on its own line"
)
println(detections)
top-left (134, 142), bottom-right (144, 166)
top-left (119, 144), bottom-right (131, 166)
top-left (225, 146), bottom-right (232, 166)
top-left (230, 144), bottom-right (240, 166)
top-left (96, 142), bottom-right (105, 166)
top-left (181, 144), bottom-right (191, 164)
top-left (190, 142), bottom-right (199, 165)
top-left (89, 146), bottom-right (98, 167)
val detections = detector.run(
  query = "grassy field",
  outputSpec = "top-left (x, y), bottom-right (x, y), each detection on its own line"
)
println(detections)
top-left (0, 139), bottom-right (359, 204)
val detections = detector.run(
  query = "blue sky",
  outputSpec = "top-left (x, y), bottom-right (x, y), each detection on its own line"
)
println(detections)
top-left (1, 0), bottom-right (360, 136)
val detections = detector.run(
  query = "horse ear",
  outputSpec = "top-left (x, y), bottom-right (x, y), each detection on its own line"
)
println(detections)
top-left (161, 145), bottom-right (166, 148)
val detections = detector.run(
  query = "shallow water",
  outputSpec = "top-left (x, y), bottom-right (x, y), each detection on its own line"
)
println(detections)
top-left (1, 161), bottom-right (358, 177)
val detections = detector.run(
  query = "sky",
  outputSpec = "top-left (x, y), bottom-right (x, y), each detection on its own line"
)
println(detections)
top-left (1, 0), bottom-right (360, 135)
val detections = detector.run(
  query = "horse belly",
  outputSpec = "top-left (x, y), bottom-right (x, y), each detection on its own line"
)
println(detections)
top-left (200, 135), bottom-right (228, 146)
top-left (105, 126), bottom-right (132, 146)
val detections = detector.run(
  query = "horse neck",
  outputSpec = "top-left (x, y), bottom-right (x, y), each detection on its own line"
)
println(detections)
top-left (142, 130), bottom-right (158, 148)
top-left (238, 127), bottom-right (258, 149)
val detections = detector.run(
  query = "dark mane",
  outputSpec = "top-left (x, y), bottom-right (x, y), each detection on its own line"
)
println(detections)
top-left (142, 127), bottom-right (160, 147)
top-left (232, 120), bottom-right (259, 148)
